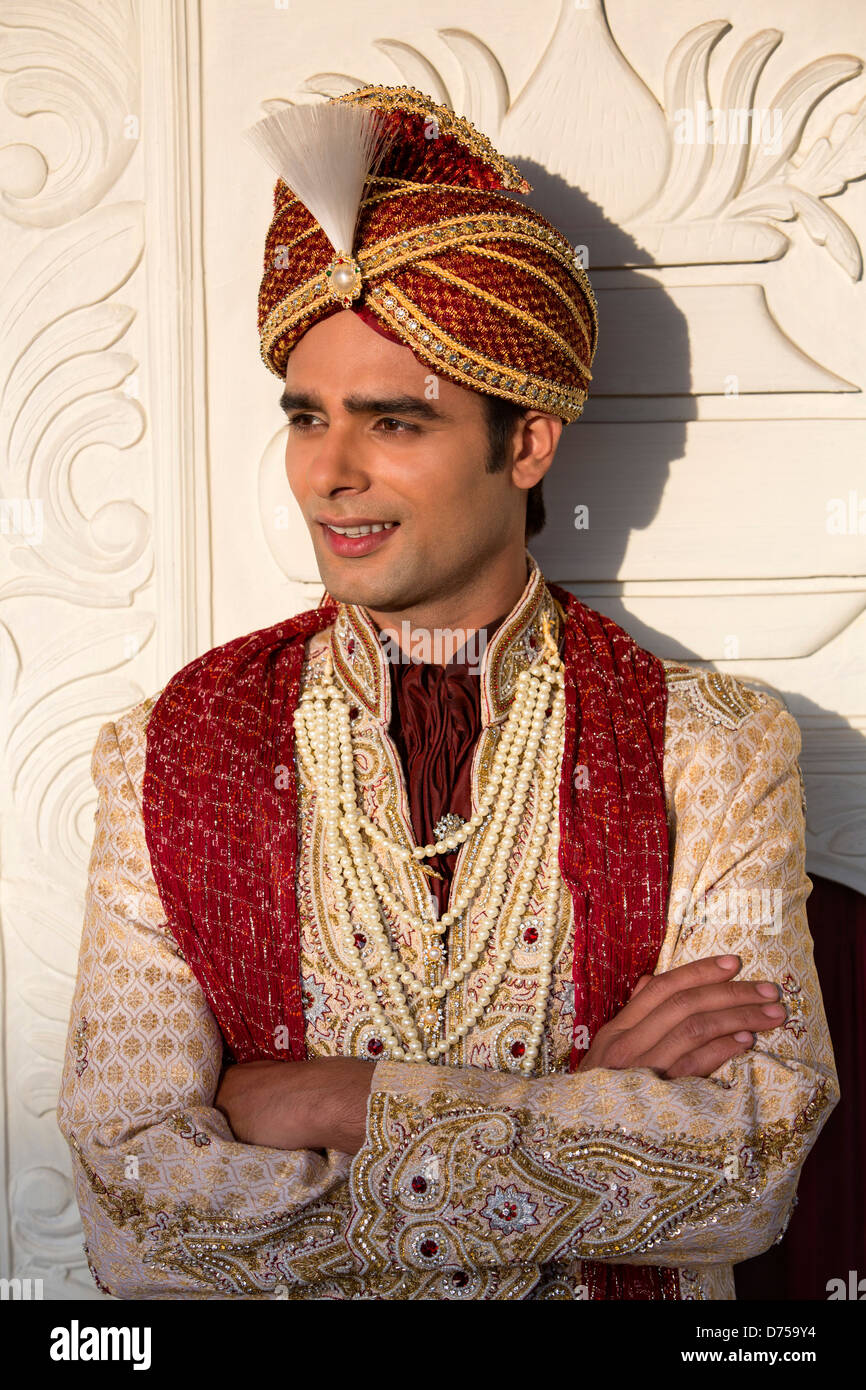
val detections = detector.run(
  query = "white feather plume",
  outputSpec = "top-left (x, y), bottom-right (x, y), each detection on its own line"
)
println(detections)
top-left (242, 101), bottom-right (392, 256)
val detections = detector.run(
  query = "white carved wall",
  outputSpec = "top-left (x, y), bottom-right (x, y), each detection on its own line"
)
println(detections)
top-left (0, 0), bottom-right (863, 1297)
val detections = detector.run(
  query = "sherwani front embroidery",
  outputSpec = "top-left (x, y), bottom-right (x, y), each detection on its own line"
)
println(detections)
top-left (297, 557), bottom-right (575, 1074)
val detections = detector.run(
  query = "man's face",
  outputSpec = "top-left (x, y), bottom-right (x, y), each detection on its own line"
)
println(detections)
top-left (281, 309), bottom-right (525, 614)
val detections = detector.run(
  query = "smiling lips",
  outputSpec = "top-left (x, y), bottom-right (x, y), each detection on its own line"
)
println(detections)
top-left (318, 518), bottom-right (400, 557)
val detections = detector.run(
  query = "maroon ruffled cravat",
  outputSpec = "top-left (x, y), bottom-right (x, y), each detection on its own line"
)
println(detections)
top-left (385, 616), bottom-right (507, 916)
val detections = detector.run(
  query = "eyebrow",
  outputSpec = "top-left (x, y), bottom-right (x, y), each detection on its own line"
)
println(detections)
top-left (279, 389), bottom-right (451, 423)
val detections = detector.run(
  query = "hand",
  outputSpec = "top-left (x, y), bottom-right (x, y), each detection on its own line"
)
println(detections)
top-left (214, 1056), bottom-right (376, 1155)
top-left (578, 954), bottom-right (787, 1079)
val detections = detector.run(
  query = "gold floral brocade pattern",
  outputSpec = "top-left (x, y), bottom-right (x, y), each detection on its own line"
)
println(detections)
top-left (57, 566), bottom-right (839, 1299)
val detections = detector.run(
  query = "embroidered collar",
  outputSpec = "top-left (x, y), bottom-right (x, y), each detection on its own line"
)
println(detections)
top-left (329, 551), bottom-right (564, 727)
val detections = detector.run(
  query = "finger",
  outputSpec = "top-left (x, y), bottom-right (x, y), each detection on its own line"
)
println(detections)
top-left (631, 1001), bottom-right (786, 1074)
top-left (613, 977), bottom-right (781, 1063)
top-left (662, 1032), bottom-right (756, 1080)
top-left (614, 955), bottom-right (742, 1027)
top-left (629, 974), bottom-right (652, 999)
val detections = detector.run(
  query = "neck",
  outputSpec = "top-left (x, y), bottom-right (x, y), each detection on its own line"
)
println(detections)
top-left (360, 547), bottom-right (531, 666)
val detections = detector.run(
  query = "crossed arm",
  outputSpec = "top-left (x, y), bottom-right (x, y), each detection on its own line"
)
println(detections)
top-left (213, 953), bottom-right (790, 1155)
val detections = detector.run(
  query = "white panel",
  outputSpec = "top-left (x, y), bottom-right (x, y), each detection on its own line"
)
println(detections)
top-left (0, 0), bottom-right (205, 1297)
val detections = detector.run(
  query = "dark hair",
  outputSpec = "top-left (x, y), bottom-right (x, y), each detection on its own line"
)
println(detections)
top-left (481, 394), bottom-right (550, 540)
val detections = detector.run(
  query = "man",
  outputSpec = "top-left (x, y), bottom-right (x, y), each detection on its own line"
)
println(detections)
top-left (58, 85), bottom-right (838, 1300)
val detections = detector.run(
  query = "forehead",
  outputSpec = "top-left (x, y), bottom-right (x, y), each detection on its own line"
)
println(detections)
top-left (284, 308), bottom-right (484, 415)
top-left (286, 309), bottom-right (419, 374)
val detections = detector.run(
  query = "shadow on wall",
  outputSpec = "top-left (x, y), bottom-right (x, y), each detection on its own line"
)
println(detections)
top-left (511, 158), bottom-right (864, 1302)
top-left (512, 157), bottom-right (693, 660)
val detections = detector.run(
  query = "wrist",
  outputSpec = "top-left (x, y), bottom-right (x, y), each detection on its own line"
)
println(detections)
top-left (298, 1058), bottom-right (375, 1154)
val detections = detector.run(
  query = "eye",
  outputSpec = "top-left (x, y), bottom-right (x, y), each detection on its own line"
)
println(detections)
top-left (376, 417), bottom-right (418, 433)
top-left (286, 413), bottom-right (321, 431)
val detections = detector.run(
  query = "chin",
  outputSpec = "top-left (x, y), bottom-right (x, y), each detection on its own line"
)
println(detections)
top-left (324, 579), bottom-right (394, 610)
top-left (315, 561), bottom-right (381, 608)
top-left (314, 548), bottom-right (410, 611)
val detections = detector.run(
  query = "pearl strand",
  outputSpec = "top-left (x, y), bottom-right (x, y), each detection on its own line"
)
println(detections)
top-left (301, 690), bottom-right (431, 1058)
top-left (312, 683), bottom-right (564, 1067)
top-left (292, 617), bottom-right (567, 1074)
top-left (321, 771), bottom-right (419, 1060)
top-left (298, 680), bottom-right (566, 1072)
top-left (357, 667), bottom-right (558, 938)
top-left (340, 667), bottom-right (547, 928)
top-left (337, 673), bottom-right (559, 1003)
top-left (420, 695), bottom-right (565, 1062)
top-left (296, 663), bottom-right (552, 942)
top-left (299, 661), bottom-right (538, 917)
top-left (353, 668), bottom-right (534, 867)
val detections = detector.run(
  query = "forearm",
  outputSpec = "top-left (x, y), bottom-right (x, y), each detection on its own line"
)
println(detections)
top-left (215, 1057), bottom-right (374, 1156)
top-left (63, 1086), bottom-right (355, 1298)
top-left (59, 715), bottom-right (356, 1298)
top-left (59, 942), bottom-right (357, 1297)
top-left (345, 1046), bottom-right (836, 1276)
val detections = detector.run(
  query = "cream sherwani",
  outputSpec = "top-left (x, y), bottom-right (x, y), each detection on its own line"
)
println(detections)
top-left (57, 564), bottom-right (838, 1299)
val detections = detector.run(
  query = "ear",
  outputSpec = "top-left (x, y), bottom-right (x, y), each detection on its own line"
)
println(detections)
top-left (510, 412), bottom-right (563, 493)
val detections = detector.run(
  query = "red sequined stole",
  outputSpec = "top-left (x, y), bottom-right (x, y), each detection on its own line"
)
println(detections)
top-left (548, 582), bottom-right (677, 1300)
top-left (142, 588), bottom-right (676, 1300)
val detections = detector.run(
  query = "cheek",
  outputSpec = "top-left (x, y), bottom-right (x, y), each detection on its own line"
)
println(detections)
top-left (394, 439), bottom-right (491, 508)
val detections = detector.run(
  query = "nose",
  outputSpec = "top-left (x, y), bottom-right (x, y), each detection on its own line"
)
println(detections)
top-left (304, 420), bottom-right (371, 501)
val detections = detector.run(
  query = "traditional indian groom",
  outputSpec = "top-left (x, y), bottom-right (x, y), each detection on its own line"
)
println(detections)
top-left (58, 85), bottom-right (838, 1301)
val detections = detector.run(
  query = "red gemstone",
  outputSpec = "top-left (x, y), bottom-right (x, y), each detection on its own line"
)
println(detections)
top-left (348, 705), bottom-right (359, 719)
top-left (502, 1202), bottom-right (518, 1220)
top-left (523, 926), bottom-right (539, 944)
top-left (528, 635), bottom-right (537, 648)
top-left (347, 638), bottom-right (355, 655)
top-left (366, 1037), bottom-right (384, 1056)
top-left (419, 1239), bottom-right (438, 1258)
top-left (452, 1271), bottom-right (470, 1288)
top-left (411, 1175), bottom-right (427, 1193)
top-left (353, 932), bottom-right (367, 949)
top-left (510, 1040), bottom-right (526, 1058)
top-left (545, 706), bottom-right (552, 717)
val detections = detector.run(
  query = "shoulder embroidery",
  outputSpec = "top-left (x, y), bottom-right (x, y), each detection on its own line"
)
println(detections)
top-left (663, 664), bottom-right (766, 730)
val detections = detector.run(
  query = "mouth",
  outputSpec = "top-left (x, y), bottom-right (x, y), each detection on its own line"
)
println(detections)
top-left (317, 519), bottom-right (400, 557)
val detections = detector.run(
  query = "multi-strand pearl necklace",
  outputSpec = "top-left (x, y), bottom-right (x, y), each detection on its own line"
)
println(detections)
top-left (293, 611), bottom-right (566, 1075)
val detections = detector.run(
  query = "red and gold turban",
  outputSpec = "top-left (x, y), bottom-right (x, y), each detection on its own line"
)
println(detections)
top-left (254, 85), bottom-right (598, 422)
